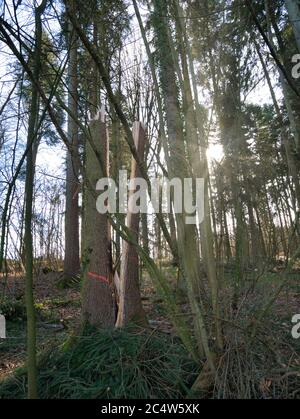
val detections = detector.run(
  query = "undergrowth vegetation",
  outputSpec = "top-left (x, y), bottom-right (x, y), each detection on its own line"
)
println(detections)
top-left (0, 327), bottom-right (198, 399)
top-left (213, 321), bottom-right (300, 399)
top-left (1, 315), bottom-right (299, 399)
top-left (1, 273), bottom-right (299, 399)
top-left (0, 297), bottom-right (27, 321)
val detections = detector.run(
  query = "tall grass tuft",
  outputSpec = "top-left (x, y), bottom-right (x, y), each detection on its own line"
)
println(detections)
top-left (0, 326), bottom-right (198, 399)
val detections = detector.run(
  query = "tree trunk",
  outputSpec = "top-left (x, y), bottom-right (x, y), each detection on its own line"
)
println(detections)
top-left (116, 122), bottom-right (148, 327)
top-left (285, 0), bottom-right (300, 53)
top-left (111, 109), bottom-right (123, 263)
top-left (64, 3), bottom-right (80, 281)
top-left (141, 211), bottom-right (150, 258)
top-left (254, 15), bottom-right (300, 210)
top-left (152, 0), bottom-right (215, 367)
top-left (24, 0), bottom-right (47, 399)
top-left (82, 113), bottom-right (115, 328)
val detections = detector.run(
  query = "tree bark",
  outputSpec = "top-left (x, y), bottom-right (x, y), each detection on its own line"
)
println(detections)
top-left (82, 114), bottom-right (115, 328)
top-left (64, 2), bottom-right (80, 281)
top-left (24, 0), bottom-right (47, 399)
top-left (257, 5), bottom-right (300, 210)
top-left (285, 0), bottom-right (300, 53)
top-left (151, 0), bottom-right (215, 367)
top-left (116, 122), bottom-right (148, 327)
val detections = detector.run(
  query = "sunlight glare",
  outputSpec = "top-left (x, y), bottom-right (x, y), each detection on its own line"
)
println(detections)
top-left (206, 143), bottom-right (224, 163)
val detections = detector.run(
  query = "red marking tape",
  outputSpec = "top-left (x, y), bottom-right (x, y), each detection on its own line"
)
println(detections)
top-left (88, 272), bottom-right (109, 284)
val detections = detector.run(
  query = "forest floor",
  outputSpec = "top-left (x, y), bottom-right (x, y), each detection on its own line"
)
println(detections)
top-left (0, 269), bottom-right (175, 381)
top-left (0, 266), bottom-right (299, 398)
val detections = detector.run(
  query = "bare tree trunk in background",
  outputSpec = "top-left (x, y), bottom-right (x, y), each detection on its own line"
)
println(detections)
top-left (141, 211), bottom-right (150, 258)
top-left (174, 3), bottom-right (223, 348)
top-left (116, 122), bottom-right (148, 327)
top-left (285, 0), bottom-right (300, 53)
top-left (64, 2), bottom-right (80, 281)
top-left (111, 109), bottom-right (124, 263)
top-left (82, 114), bottom-right (115, 328)
top-left (265, 0), bottom-right (300, 159)
top-left (151, 0), bottom-right (215, 367)
top-left (168, 210), bottom-right (177, 252)
top-left (24, 0), bottom-right (47, 399)
top-left (257, 6), bottom-right (300, 211)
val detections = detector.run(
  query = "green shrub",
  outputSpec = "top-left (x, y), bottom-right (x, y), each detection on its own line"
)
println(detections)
top-left (0, 298), bottom-right (26, 321)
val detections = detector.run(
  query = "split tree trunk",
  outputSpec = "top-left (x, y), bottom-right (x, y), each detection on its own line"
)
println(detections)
top-left (116, 122), bottom-right (148, 327)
